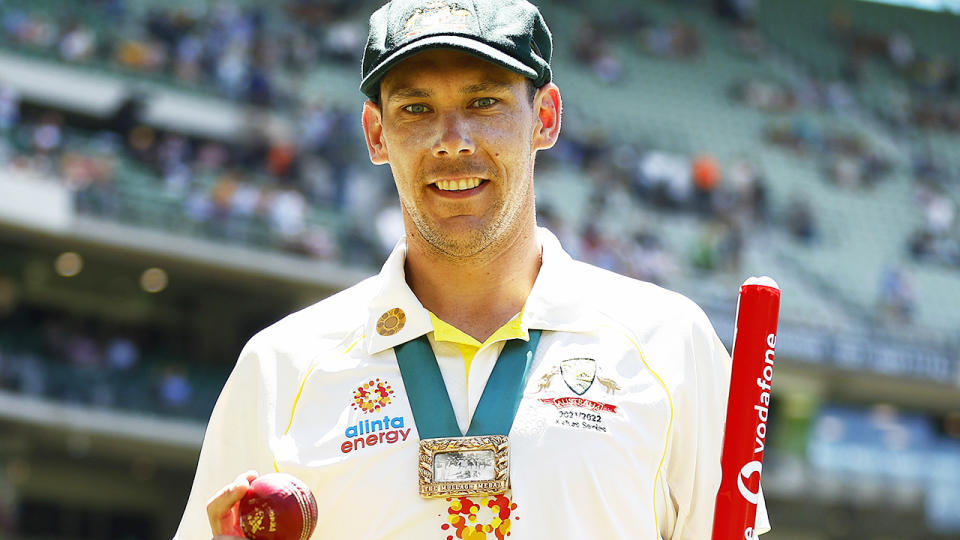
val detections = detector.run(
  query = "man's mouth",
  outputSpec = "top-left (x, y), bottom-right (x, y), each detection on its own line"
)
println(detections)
top-left (433, 178), bottom-right (485, 192)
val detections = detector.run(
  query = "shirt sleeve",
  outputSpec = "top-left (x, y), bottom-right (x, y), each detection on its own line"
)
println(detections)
top-left (173, 338), bottom-right (278, 540)
top-left (663, 308), bottom-right (771, 539)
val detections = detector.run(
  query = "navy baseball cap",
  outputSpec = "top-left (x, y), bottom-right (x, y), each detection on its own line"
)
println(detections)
top-left (360, 0), bottom-right (553, 100)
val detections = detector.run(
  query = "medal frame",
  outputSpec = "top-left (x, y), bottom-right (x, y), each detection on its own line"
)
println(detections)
top-left (418, 435), bottom-right (509, 498)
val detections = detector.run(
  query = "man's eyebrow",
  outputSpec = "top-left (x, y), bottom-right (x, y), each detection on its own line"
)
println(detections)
top-left (460, 81), bottom-right (513, 94)
top-left (386, 87), bottom-right (431, 103)
top-left (385, 80), bottom-right (514, 102)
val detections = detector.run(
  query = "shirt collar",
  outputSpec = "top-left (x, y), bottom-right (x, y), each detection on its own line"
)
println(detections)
top-left (523, 227), bottom-right (602, 333)
top-left (430, 310), bottom-right (527, 349)
top-left (362, 228), bottom-right (600, 355)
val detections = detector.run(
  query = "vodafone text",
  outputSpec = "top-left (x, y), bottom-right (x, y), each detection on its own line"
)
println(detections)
top-left (752, 333), bottom-right (776, 454)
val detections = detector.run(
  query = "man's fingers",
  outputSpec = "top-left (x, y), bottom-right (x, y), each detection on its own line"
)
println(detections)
top-left (207, 470), bottom-right (259, 537)
top-left (207, 479), bottom-right (244, 536)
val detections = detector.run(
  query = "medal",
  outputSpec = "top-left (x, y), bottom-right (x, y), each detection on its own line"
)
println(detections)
top-left (418, 435), bottom-right (509, 498)
top-left (395, 330), bottom-right (541, 498)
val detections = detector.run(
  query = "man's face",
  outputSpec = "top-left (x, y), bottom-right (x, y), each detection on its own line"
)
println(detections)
top-left (362, 49), bottom-right (559, 258)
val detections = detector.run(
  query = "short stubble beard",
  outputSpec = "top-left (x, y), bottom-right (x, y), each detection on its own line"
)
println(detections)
top-left (401, 161), bottom-right (536, 261)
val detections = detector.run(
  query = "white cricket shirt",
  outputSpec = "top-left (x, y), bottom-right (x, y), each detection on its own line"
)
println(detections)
top-left (174, 228), bottom-right (770, 539)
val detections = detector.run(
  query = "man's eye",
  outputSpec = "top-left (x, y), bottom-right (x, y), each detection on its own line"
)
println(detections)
top-left (403, 104), bottom-right (429, 114)
top-left (473, 97), bottom-right (498, 108)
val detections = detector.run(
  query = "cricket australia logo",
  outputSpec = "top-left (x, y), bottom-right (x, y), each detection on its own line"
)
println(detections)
top-left (560, 358), bottom-right (596, 395)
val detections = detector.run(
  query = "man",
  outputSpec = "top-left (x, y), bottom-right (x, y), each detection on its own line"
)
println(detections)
top-left (175, 0), bottom-right (771, 538)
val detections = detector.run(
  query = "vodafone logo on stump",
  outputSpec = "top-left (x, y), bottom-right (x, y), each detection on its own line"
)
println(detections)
top-left (737, 461), bottom-right (762, 504)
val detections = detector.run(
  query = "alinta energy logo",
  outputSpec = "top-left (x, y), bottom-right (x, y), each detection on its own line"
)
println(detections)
top-left (352, 378), bottom-right (394, 413)
top-left (440, 495), bottom-right (518, 540)
top-left (342, 378), bottom-right (411, 454)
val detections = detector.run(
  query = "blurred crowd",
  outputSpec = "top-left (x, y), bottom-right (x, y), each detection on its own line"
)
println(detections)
top-left (0, 2), bottom-right (958, 537)
top-left (0, 0), bottom-right (957, 416)
top-left (0, 305), bottom-right (224, 419)
top-left (0, 0), bottom-right (371, 108)
top-left (827, 11), bottom-right (960, 133)
top-left (725, 8), bottom-right (960, 291)
top-left (569, 5), bottom-right (701, 84)
top-left (0, 80), bottom-right (403, 264)
top-left (538, 134), bottom-right (771, 278)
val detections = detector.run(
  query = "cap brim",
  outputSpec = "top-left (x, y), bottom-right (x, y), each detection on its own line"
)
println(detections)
top-left (360, 34), bottom-right (538, 99)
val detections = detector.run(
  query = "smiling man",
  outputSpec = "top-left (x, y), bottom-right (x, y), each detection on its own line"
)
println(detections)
top-left (174, 1), bottom-right (770, 539)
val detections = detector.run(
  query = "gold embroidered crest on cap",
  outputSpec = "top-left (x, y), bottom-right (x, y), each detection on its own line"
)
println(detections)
top-left (377, 308), bottom-right (406, 336)
top-left (404, 1), bottom-right (472, 39)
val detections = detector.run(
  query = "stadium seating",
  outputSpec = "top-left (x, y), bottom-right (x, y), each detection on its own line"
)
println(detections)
top-left (0, 0), bottom-right (958, 535)
top-left (3, 0), bottom-right (956, 336)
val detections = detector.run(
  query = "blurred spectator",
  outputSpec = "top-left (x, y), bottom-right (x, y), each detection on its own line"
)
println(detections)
top-left (878, 265), bottom-right (915, 324)
top-left (690, 226), bottom-right (720, 272)
top-left (324, 20), bottom-right (364, 64)
top-left (727, 156), bottom-right (768, 221)
top-left (691, 154), bottom-right (721, 215)
top-left (115, 36), bottom-right (167, 72)
top-left (106, 337), bottom-right (139, 372)
top-left (0, 82), bottom-right (19, 132)
top-left (3, 10), bottom-right (58, 49)
top-left (786, 194), bottom-right (818, 244)
top-left (887, 31), bottom-right (914, 70)
top-left (715, 217), bottom-right (744, 272)
top-left (65, 333), bottom-right (101, 369)
top-left (639, 22), bottom-right (700, 59)
top-left (58, 21), bottom-right (96, 62)
top-left (158, 365), bottom-right (193, 412)
top-left (299, 103), bottom-right (337, 153)
top-left (266, 138), bottom-right (297, 180)
top-left (572, 22), bottom-right (624, 83)
top-left (826, 154), bottom-right (863, 189)
top-left (921, 190), bottom-right (955, 236)
top-left (13, 353), bottom-right (45, 396)
top-left (636, 150), bottom-right (691, 209)
top-left (60, 150), bottom-right (116, 191)
top-left (714, 0), bottom-right (757, 26)
top-left (31, 113), bottom-right (62, 155)
top-left (267, 185), bottom-right (307, 246)
top-left (624, 231), bottom-right (678, 285)
top-left (730, 78), bottom-right (796, 113)
top-left (909, 183), bottom-right (960, 267)
top-left (579, 224), bottom-right (620, 272)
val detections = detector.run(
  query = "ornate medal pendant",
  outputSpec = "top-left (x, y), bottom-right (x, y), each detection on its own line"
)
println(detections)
top-left (418, 435), bottom-right (509, 498)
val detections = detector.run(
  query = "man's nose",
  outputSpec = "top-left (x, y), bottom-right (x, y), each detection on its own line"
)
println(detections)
top-left (432, 114), bottom-right (475, 157)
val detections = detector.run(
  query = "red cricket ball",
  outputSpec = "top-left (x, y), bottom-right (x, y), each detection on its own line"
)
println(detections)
top-left (238, 473), bottom-right (318, 540)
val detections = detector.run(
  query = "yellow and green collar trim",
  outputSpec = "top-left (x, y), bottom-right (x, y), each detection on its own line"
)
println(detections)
top-left (428, 311), bottom-right (528, 349)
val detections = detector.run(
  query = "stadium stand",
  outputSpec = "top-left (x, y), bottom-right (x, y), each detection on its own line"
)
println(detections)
top-left (0, 0), bottom-right (958, 538)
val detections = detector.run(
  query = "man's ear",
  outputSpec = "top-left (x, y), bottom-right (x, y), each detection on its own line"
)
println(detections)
top-left (532, 83), bottom-right (562, 151)
top-left (362, 100), bottom-right (389, 164)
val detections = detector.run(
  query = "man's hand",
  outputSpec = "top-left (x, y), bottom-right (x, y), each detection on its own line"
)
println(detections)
top-left (207, 470), bottom-right (259, 540)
